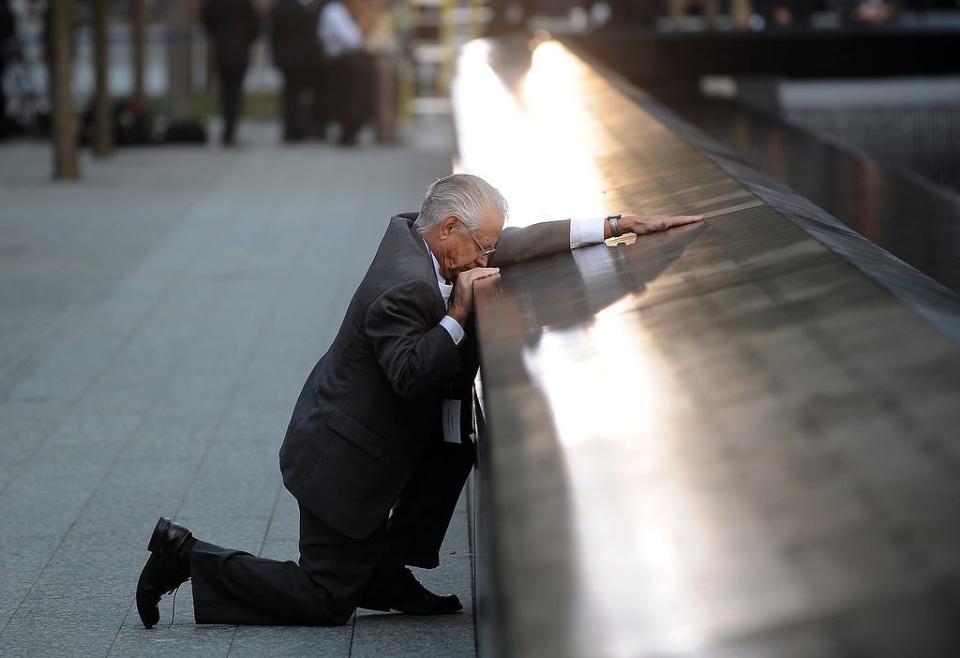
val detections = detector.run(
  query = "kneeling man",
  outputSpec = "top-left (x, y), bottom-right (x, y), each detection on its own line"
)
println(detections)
top-left (135, 174), bottom-right (702, 627)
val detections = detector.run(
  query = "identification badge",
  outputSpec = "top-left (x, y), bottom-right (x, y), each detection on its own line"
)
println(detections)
top-left (442, 399), bottom-right (461, 444)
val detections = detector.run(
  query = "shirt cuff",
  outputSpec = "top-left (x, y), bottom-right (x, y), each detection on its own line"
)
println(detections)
top-left (569, 217), bottom-right (607, 248)
top-left (439, 315), bottom-right (465, 345)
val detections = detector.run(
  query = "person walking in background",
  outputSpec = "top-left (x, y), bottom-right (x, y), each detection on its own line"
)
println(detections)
top-left (202, 0), bottom-right (260, 146)
top-left (271, 0), bottom-right (324, 143)
top-left (319, 0), bottom-right (373, 146)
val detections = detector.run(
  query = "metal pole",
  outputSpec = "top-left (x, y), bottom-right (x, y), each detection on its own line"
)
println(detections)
top-left (51, 0), bottom-right (78, 179)
top-left (93, 0), bottom-right (113, 156)
top-left (133, 0), bottom-right (146, 105)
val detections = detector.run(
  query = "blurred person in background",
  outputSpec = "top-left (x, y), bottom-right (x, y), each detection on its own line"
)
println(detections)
top-left (365, 0), bottom-right (398, 144)
top-left (827, 0), bottom-right (896, 23)
top-left (272, 0), bottom-right (324, 142)
top-left (755, 0), bottom-right (817, 26)
top-left (202, 0), bottom-right (260, 146)
top-left (606, 0), bottom-right (658, 26)
top-left (847, 0), bottom-right (896, 23)
top-left (0, 0), bottom-right (15, 136)
top-left (489, 0), bottom-right (535, 34)
top-left (319, 0), bottom-right (374, 145)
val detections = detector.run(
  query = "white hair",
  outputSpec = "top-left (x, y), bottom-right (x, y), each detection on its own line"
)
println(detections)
top-left (414, 174), bottom-right (508, 236)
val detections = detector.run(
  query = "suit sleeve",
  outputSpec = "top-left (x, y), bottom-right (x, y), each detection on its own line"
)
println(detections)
top-left (365, 280), bottom-right (462, 402)
top-left (489, 219), bottom-right (573, 268)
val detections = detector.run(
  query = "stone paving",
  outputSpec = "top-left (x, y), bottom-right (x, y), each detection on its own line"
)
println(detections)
top-left (0, 121), bottom-right (475, 657)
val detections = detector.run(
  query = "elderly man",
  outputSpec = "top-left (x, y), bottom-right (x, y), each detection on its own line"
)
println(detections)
top-left (135, 174), bottom-right (703, 628)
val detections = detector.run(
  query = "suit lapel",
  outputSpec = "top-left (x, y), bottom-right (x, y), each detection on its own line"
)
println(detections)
top-left (405, 219), bottom-right (447, 316)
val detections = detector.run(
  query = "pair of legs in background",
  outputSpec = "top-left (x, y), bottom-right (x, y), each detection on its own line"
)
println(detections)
top-left (326, 51), bottom-right (374, 146)
top-left (215, 63), bottom-right (247, 146)
top-left (184, 435), bottom-right (475, 625)
top-left (279, 61), bottom-right (327, 143)
top-left (278, 52), bottom-right (374, 147)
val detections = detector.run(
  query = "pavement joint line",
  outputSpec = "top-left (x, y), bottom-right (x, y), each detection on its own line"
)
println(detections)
top-left (0, 127), bottom-right (471, 656)
top-left (1, 282), bottom-right (234, 644)
top-left (224, 480), bottom-right (286, 658)
top-left (0, 196), bottom-right (257, 643)
top-left (0, 157), bottom-right (246, 505)
top-left (466, 476), bottom-right (479, 655)
top-left (104, 190), bottom-right (300, 658)
top-left (2, 260), bottom-right (251, 639)
top-left (347, 608), bottom-right (357, 658)
top-left (0, 156), bottom-right (230, 404)
top-left (0, 148), bottom-right (230, 390)
top-left (106, 174), bottom-right (332, 655)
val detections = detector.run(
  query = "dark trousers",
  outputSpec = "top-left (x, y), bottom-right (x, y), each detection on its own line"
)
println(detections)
top-left (329, 51), bottom-right (373, 144)
top-left (217, 65), bottom-right (246, 144)
top-left (311, 60), bottom-right (329, 138)
top-left (0, 62), bottom-right (8, 138)
top-left (280, 62), bottom-right (328, 141)
top-left (280, 66), bottom-right (310, 142)
top-left (190, 435), bottom-right (475, 625)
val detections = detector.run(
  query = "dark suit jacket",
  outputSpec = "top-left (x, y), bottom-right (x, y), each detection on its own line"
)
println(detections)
top-left (279, 212), bottom-right (572, 538)
top-left (270, 0), bottom-right (321, 73)
top-left (201, 0), bottom-right (259, 72)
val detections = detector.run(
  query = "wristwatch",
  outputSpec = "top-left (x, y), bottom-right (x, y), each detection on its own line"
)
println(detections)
top-left (606, 214), bottom-right (622, 237)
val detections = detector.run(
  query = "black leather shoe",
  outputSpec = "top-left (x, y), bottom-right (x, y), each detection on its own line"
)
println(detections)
top-left (358, 565), bottom-right (462, 615)
top-left (136, 516), bottom-right (193, 629)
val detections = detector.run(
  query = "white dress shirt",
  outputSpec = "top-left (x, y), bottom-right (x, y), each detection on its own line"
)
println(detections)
top-left (318, 1), bottom-right (364, 58)
top-left (427, 217), bottom-right (606, 346)
top-left (569, 216), bottom-right (606, 248)
top-left (424, 240), bottom-right (465, 345)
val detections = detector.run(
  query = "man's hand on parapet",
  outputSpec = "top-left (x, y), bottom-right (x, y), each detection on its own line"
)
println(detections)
top-left (448, 267), bottom-right (500, 326)
top-left (620, 214), bottom-right (704, 236)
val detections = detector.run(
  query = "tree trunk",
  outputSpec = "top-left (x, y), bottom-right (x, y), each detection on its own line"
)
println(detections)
top-left (93, 0), bottom-right (112, 156)
top-left (133, 0), bottom-right (146, 105)
top-left (51, 0), bottom-right (78, 179)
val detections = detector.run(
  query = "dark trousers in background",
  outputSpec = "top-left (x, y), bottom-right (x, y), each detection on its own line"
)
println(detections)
top-left (280, 66), bottom-right (311, 142)
top-left (190, 435), bottom-right (476, 625)
top-left (216, 65), bottom-right (246, 145)
top-left (330, 51), bottom-right (373, 145)
top-left (311, 60), bottom-right (329, 138)
top-left (280, 62), bottom-right (329, 142)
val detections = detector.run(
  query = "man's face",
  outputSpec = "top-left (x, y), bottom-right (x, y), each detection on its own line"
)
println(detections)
top-left (434, 208), bottom-right (504, 281)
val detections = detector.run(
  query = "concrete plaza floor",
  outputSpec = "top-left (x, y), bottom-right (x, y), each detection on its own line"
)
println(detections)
top-left (0, 121), bottom-right (475, 656)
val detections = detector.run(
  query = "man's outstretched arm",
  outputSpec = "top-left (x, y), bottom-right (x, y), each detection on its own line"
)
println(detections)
top-left (491, 214), bottom-right (704, 267)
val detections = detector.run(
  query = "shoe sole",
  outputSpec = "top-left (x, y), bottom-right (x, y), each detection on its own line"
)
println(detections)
top-left (136, 567), bottom-right (160, 628)
top-left (138, 517), bottom-right (174, 629)
top-left (394, 605), bottom-right (463, 616)
top-left (358, 600), bottom-right (463, 615)
top-left (136, 549), bottom-right (163, 629)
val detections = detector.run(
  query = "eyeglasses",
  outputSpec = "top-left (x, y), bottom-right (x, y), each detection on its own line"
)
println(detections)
top-left (457, 218), bottom-right (497, 258)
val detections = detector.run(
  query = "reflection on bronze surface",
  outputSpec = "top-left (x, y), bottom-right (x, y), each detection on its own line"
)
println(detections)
top-left (457, 37), bottom-right (960, 658)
